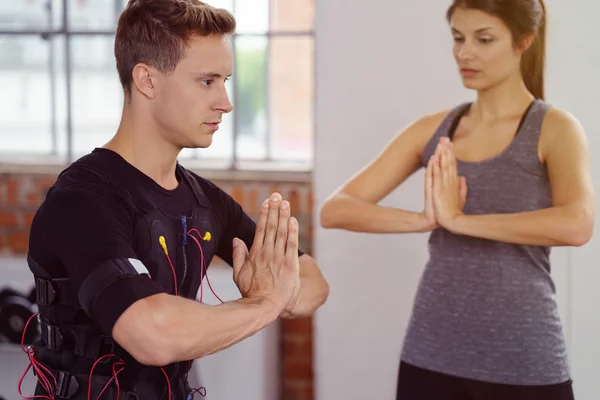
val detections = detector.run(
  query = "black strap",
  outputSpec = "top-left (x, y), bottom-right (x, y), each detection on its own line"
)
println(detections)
top-left (29, 253), bottom-right (81, 309)
top-left (448, 100), bottom-right (536, 141)
top-left (40, 320), bottom-right (122, 362)
top-left (40, 367), bottom-right (189, 400)
top-left (39, 369), bottom-right (137, 400)
top-left (35, 277), bottom-right (80, 308)
top-left (78, 258), bottom-right (148, 315)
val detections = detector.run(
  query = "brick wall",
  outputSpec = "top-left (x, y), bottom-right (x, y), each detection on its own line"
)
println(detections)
top-left (0, 171), bottom-right (315, 400)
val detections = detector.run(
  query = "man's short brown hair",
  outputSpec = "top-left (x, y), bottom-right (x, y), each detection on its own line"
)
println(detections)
top-left (115, 0), bottom-right (236, 93)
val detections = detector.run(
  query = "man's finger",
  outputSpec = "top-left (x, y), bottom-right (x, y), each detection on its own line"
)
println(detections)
top-left (275, 200), bottom-right (291, 258)
top-left (251, 199), bottom-right (270, 254)
top-left (263, 192), bottom-right (282, 255)
top-left (285, 217), bottom-right (299, 266)
top-left (232, 237), bottom-right (249, 282)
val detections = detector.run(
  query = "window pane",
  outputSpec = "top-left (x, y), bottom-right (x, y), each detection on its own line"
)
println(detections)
top-left (0, 0), bottom-right (62, 31)
top-left (235, 36), bottom-right (267, 160)
top-left (0, 34), bottom-right (66, 158)
top-left (118, 0), bottom-right (234, 15)
top-left (234, 0), bottom-right (268, 34)
top-left (208, 0), bottom-right (234, 13)
top-left (270, 0), bottom-right (314, 32)
top-left (68, 0), bottom-right (121, 31)
top-left (268, 36), bottom-right (313, 163)
top-left (70, 35), bottom-right (123, 158)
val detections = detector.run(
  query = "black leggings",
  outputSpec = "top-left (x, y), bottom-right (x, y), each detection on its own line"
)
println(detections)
top-left (396, 361), bottom-right (575, 400)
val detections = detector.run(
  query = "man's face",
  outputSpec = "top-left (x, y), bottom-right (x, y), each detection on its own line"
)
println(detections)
top-left (152, 34), bottom-right (234, 149)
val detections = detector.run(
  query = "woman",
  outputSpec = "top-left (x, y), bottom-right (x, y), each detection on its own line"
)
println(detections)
top-left (320, 0), bottom-right (595, 399)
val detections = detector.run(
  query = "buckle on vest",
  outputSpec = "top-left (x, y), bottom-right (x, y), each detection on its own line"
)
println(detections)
top-left (80, 335), bottom-right (117, 363)
top-left (54, 370), bottom-right (79, 399)
top-left (36, 278), bottom-right (57, 306)
top-left (41, 321), bottom-right (63, 351)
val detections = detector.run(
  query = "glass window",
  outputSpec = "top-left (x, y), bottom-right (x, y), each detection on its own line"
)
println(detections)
top-left (0, 0), bottom-right (315, 170)
top-left (235, 36), bottom-right (268, 161)
top-left (70, 35), bottom-right (123, 157)
top-left (0, 34), bottom-right (67, 159)
top-left (234, 0), bottom-right (268, 34)
top-left (270, 0), bottom-right (314, 32)
top-left (268, 36), bottom-right (314, 163)
top-left (68, 0), bottom-right (121, 31)
top-left (0, 0), bottom-right (63, 31)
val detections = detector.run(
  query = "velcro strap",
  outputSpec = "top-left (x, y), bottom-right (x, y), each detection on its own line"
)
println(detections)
top-left (40, 320), bottom-right (122, 362)
top-left (45, 369), bottom-right (136, 399)
top-left (78, 258), bottom-right (150, 315)
top-left (36, 277), bottom-right (80, 308)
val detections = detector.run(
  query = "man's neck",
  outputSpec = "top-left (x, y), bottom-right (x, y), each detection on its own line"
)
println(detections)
top-left (104, 108), bottom-right (181, 190)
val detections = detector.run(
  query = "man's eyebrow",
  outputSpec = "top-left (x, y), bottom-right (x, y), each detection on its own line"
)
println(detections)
top-left (192, 71), bottom-right (232, 78)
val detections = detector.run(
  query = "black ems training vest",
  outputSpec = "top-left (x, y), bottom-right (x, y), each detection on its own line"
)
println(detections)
top-left (28, 154), bottom-right (217, 399)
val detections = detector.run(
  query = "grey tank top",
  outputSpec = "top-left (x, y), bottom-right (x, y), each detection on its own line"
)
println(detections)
top-left (400, 99), bottom-right (570, 386)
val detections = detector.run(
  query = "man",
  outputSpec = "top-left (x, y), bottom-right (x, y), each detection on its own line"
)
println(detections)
top-left (24, 0), bottom-right (329, 398)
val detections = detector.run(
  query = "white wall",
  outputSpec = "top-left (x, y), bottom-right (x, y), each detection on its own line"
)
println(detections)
top-left (313, 1), bottom-right (600, 399)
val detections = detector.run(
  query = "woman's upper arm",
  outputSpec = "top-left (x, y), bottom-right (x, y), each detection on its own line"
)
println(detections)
top-left (329, 110), bottom-right (450, 204)
top-left (541, 108), bottom-right (595, 218)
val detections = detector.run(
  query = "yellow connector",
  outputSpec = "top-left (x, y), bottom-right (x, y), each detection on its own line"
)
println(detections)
top-left (159, 235), bottom-right (168, 255)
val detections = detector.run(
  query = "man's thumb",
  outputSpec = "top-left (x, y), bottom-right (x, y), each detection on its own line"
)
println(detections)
top-left (232, 238), bottom-right (249, 275)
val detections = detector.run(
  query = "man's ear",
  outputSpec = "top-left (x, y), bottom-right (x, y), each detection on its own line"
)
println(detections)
top-left (131, 63), bottom-right (157, 99)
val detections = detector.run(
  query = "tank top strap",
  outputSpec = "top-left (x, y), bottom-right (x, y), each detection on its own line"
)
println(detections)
top-left (420, 102), bottom-right (471, 167)
top-left (509, 99), bottom-right (550, 157)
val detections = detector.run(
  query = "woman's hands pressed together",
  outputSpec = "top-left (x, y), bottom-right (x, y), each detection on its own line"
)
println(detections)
top-left (425, 137), bottom-right (468, 232)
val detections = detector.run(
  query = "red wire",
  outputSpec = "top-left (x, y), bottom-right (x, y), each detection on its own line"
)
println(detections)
top-left (162, 249), bottom-right (179, 297)
top-left (186, 228), bottom-right (224, 304)
top-left (18, 313), bottom-right (56, 400)
top-left (19, 229), bottom-right (221, 399)
top-left (87, 354), bottom-right (125, 400)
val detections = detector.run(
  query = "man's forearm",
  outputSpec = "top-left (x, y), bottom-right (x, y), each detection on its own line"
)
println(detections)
top-left (154, 294), bottom-right (282, 364)
top-left (280, 277), bottom-right (327, 318)
top-left (280, 256), bottom-right (329, 318)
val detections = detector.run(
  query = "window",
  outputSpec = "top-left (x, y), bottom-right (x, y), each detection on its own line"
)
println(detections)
top-left (0, 0), bottom-right (314, 171)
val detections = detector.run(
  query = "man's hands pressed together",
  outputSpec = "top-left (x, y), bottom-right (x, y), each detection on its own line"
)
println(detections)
top-left (232, 192), bottom-right (301, 316)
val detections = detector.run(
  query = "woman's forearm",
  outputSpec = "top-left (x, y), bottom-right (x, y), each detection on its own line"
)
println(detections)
top-left (448, 205), bottom-right (594, 247)
top-left (320, 194), bottom-right (432, 233)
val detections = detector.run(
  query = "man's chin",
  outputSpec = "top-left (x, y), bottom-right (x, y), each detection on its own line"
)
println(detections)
top-left (187, 136), bottom-right (213, 149)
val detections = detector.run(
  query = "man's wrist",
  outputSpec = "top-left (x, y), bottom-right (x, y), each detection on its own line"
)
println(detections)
top-left (261, 294), bottom-right (289, 318)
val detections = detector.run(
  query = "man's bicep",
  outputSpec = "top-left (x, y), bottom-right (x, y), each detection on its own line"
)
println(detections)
top-left (41, 185), bottom-right (163, 334)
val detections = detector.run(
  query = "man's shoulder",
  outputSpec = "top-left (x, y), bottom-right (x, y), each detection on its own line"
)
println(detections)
top-left (45, 151), bottom-right (134, 208)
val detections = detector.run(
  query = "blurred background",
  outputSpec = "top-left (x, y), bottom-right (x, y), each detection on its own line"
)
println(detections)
top-left (1, 0), bottom-right (599, 399)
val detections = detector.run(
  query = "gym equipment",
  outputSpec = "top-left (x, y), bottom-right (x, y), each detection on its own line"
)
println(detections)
top-left (0, 287), bottom-right (38, 345)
